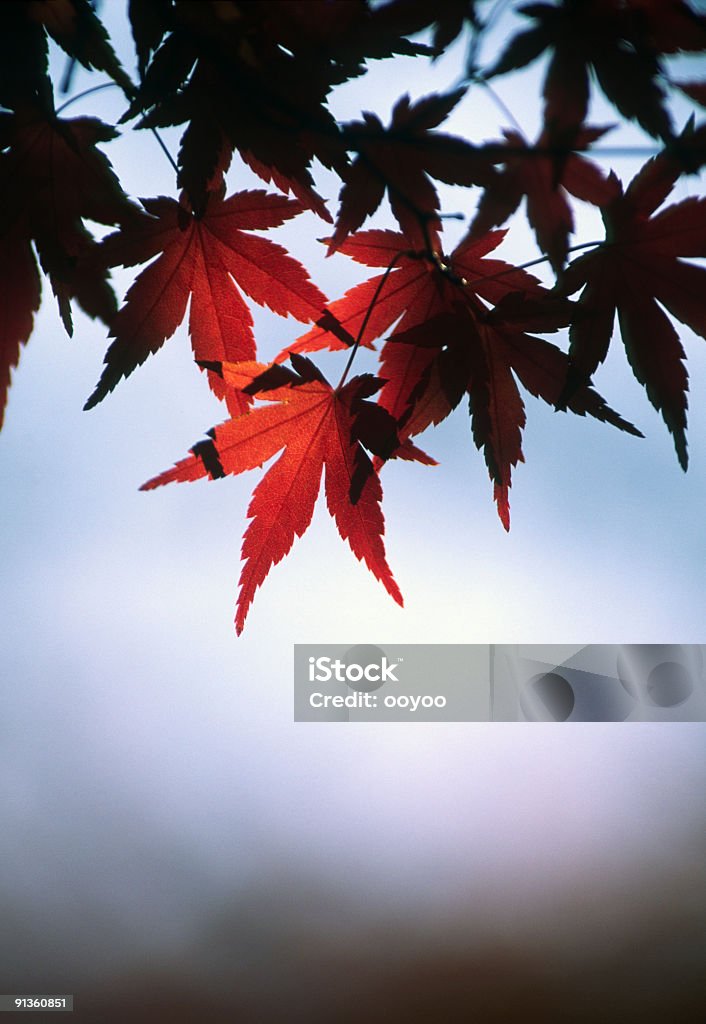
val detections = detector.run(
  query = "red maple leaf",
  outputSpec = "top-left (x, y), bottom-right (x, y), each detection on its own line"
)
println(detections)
top-left (141, 355), bottom-right (403, 634)
top-left (331, 89), bottom-right (493, 251)
top-left (374, 304), bottom-right (530, 527)
top-left (1, 1), bottom-right (132, 112)
top-left (0, 111), bottom-right (134, 243)
top-left (561, 153), bottom-right (706, 468)
top-left (382, 307), bottom-right (641, 527)
top-left (0, 229), bottom-right (40, 430)
top-left (485, 0), bottom-right (683, 140)
top-left (626, 0), bottom-right (706, 54)
top-left (282, 226), bottom-right (640, 526)
top-left (0, 109), bottom-right (133, 427)
top-left (124, 0), bottom-right (438, 217)
top-left (32, 0), bottom-right (134, 96)
top-left (470, 126), bottom-right (620, 271)
top-left (674, 81), bottom-right (706, 108)
top-left (280, 226), bottom-right (545, 364)
top-left (85, 186), bottom-right (327, 414)
top-left (123, 3), bottom-right (344, 220)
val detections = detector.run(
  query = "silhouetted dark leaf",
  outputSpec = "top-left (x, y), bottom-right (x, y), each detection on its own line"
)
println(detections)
top-left (487, 0), bottom-right (676, 140)
top-left (561, 156), bottom-right (706, 468)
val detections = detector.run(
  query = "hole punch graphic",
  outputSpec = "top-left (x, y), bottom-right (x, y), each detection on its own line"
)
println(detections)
top-left (490, 645), bottom-right (706, 721)
top-left (520, 672), bottom-right (576, 722)
top-left (617, 645), bottom-right (701, 708)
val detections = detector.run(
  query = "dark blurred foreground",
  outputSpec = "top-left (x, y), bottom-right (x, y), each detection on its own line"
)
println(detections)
top-left (4, 860), bottom-right (704, 1024)
top-left (79, 943), bottom-right (705, 1024)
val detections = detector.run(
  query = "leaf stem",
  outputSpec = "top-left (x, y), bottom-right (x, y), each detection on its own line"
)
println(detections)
top-left (55, 81), bottom-right (119, 114)
top-left (336, 235), bottom-right (606, 391)
top-left (149, 127), bottom-right (180, 175)
top-left (477, 79), bottom-right (526, 139)
top-left (55, 81), bottom-right (180, 176)
top-left (458, 239), bottom-right (605, 290)
top-left (567, 239), bottom-right (605, 254)
top-left (336, 252), bottom-right (408, 390)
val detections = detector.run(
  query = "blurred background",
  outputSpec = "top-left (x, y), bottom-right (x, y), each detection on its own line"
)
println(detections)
top-left (1, 3), bottom-right (705, 1020)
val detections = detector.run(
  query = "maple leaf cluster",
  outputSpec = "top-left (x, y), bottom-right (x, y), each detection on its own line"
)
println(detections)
top-left (2, 0), bottom-right (706, 633)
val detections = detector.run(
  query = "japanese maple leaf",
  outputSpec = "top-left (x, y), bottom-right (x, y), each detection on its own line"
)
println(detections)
top-left (0, 111), bottom-right (134, 242)
top-left (560, 155), bottom-right (706, 469)
top-left (486, 0), bottom-right (676, 140)
top-left (0, 110), bottom-right (131, 329)
top-left (376, 301), bottom-right (641, 529)
top-left (0, 110), bottom-right (131, 428)
top-left (674, 81), bottom-right (706, 108)
top-left (279, 225), bottom-right (636, 527)
top-left (1, 1), bottom-right (132, 112)
top-left (244, 0), bottom-right (432, 76)
top-left (85, 187), bottom-right (327, 414)
top-left (141, 355), bottom-right (403, 635)
top-left (280, 226), bottom-right (547, 364)
top-left (655, 114), bottom-right (706, 177)
top-left (123, 3), bottom-right (344, 219)
top-left (127, 0), bottom-right (169, 77)
top-left (371, 304), bottom-right (529, 527)
top-left (35, 220), bottom-right (118, 335)
top-left (125, 0), bottom-right (436, 216)
top-left (470, 126), bottom-right (620, 272)
top-left (0, 5), bottom-right (51, 112)
top-left (31, 0), bottom-right (134, 96)
top-left (0, 228), bottom-right (40, 430)
top-left (330, 89), bottom-right (494, 251)
top-left (626, 0), bottom-right (706, 54)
